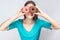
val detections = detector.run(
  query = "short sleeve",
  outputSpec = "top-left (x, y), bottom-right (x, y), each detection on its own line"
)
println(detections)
top-left (8, 21), bottom-right (17, 30)
top-left (42, 20), bottom-right (51, 29)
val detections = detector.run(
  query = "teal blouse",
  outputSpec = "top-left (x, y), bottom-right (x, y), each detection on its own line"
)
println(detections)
top-left (8, 18), bottom-right (51, 40)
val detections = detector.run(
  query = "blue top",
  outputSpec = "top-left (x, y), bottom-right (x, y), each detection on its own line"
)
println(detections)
top-left (8, 18), bottom-right (51, 40)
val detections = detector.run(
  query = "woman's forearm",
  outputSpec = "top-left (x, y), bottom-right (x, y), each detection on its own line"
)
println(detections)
top-left (37, 7), bottom-right (60, 29)
top-left (41, 13), bottom-right (60, 29)
top-left (0, 15), bottom-right (18, 31)
top-left (0, 8), bottom-right (24, 31)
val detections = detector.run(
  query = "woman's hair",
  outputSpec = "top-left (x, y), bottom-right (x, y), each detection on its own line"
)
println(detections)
top-left (24, 1), bottom-right (38, 21)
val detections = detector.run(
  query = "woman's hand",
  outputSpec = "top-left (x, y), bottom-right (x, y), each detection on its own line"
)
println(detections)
top-left (15, 8), bottom-right (25, 18)
top-left (34, 6), bottom-right (46, 17)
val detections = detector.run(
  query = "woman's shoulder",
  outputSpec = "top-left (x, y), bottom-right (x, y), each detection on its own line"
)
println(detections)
top-left (11, 19), bottom-right (23, 24)
top-left (37, 18), bottom-right (50, 23)
top-left (15, 19), bottom-right (23, 23)
top-left (36, 18), bottom-right (44, 22)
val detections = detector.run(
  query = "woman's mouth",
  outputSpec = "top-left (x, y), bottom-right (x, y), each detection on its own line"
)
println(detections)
top-left (28, 13), bottom-right (34, 16)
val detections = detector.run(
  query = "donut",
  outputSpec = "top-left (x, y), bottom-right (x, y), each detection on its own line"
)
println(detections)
top-left (29, 6), bottom-right (39, 13)
top-left (21, 6), bottom-right (29, 14)
top-left (29, 6), bottom-right (39, 16)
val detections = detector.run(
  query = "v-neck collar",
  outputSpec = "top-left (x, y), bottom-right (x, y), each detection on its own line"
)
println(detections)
top-left (21, 19), bottom-right (37, 33)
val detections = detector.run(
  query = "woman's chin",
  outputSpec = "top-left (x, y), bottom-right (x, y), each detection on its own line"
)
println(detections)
top-left (27, 16), bottom-right (33, 19)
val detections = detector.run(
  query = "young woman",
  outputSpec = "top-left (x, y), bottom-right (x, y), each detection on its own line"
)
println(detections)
top-left (0, 1), bottom-right (60, 40)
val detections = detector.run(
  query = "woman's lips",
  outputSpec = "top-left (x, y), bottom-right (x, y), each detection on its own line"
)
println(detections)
top-left (27, 13), bottom-right (34, 16)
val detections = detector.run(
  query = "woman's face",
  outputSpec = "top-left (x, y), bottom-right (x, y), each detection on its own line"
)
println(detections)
top-left (25, 3), bottom-right (35, 19)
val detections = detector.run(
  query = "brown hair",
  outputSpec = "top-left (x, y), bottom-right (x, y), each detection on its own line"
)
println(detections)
top-left (24, 1), bottom-right (38, 21)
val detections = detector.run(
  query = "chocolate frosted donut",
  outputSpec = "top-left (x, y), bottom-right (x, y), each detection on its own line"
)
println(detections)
top-left (29, 6), bottom-right (40, 16)
top-left (21, 6), bottom-right (29, 13)
top-left (29, 6), bottom-right (39, 13)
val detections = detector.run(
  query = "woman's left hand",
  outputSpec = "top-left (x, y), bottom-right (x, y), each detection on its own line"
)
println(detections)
top-left (34, 6), bottom-right (47, 17)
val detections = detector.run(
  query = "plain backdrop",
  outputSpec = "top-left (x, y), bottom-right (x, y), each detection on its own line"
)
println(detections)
top-left (0, 0), bottom-right (60, 40)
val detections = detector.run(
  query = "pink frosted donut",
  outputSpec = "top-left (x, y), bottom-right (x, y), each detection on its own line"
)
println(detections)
top-left (21, 6), bottom-right (29, 13)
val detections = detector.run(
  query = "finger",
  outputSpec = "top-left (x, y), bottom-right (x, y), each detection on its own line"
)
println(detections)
top-left (35, 6), bottom-right (39, 10)
top-left (36, 6), bottom-right (44, 13)
top-left (22, 12), bottom-right (25, 15)
top-left (23, 13), bottom-right (25, 14)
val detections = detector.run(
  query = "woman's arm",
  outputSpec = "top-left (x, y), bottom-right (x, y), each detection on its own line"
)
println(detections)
top-left (0, 9), bottom-right (25, 31)
top-left (0, 16), bottom-right (18, 31)
top-left (40, 12), bottom-right (60, 29)
top-left (35, 6), bottom-right (60, 29)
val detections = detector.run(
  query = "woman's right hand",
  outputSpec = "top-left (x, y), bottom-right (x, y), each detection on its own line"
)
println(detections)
top-left (15, 8), bottom-right (25, 18)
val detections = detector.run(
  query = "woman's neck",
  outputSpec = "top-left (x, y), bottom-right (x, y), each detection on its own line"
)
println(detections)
top-left (23, 18), bottom-right (34, 24)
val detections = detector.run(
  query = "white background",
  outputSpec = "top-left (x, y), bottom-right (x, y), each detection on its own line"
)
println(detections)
top-left (0, 0), bottom-right (60, 40)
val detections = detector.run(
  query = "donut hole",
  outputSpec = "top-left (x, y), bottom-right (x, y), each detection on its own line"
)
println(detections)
top-left (32, 8), bottom-right (34, 11)
top-left (25, 9), bottom-right (28, 11)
